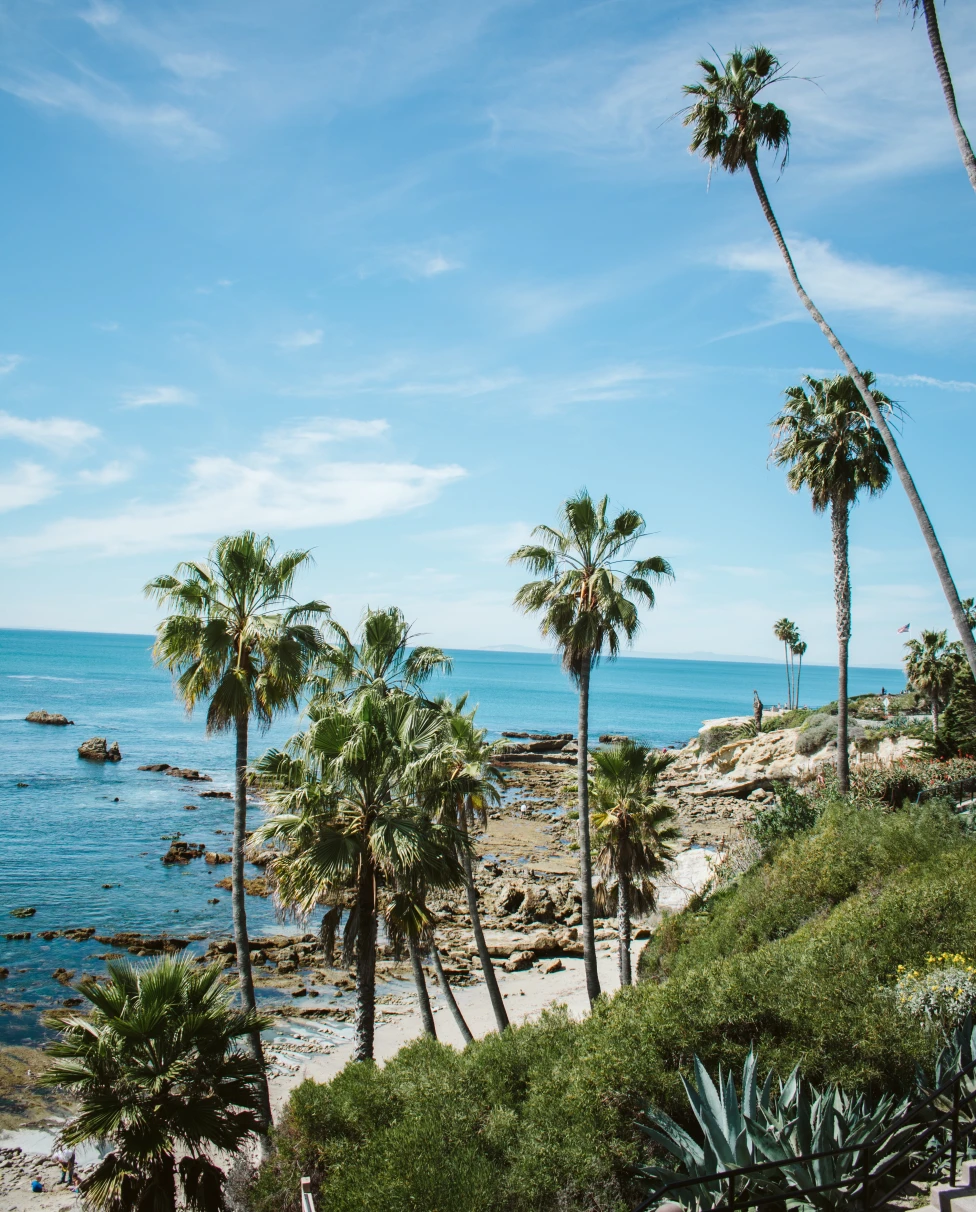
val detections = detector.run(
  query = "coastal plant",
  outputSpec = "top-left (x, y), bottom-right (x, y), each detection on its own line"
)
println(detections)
top-left (144, 531), bottom-right (330, 1135)
top-left (933, 662), bottom-right (976, 759)
top-left (43, 956), bottom-right (268, 1212)
top-left (749, 782), bottom-right (819, 851)
top-left (253, 688), bottom-right (465, 1062)
top-left (682, 46), bottom-right (976, 683)
top-left (511, 489), bottom-right (673, 1005)
top-left (904, 629), bottom-right (960, 737)
top-left (590, 741), bottom-right (680, 986)
top-left (771, 373), bottom-right (894, 793)
top-left (795, 713), bottom-right (838, 757)
top-left (894, 953), bottom-right (976, 1033)
top-left (774, 617), bottom-right (800, 708)
top-left (879, 0), bottom-right (976, 195)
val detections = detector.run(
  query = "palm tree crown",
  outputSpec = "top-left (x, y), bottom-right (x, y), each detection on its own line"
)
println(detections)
top-left (314, 605), bottom-right (452, 703)
top-left (770, 374), bottom-right (893, 511)
top-left (43, 956), bottom-right (269, 1212)
top-left (904, 628), bottom-right (960, 736)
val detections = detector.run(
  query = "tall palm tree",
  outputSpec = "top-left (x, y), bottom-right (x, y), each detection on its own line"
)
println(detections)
top-left (880, 0), bottom-right (976, 194)
top-left (384, 884), bottom-right (439, 1040)
top-left (771, 374), bottom-right (892, 793)
top-left (792, 639), bottom-right (808, 709)
top-left (590, 742), bottom-right (680, 987)
top-left (904, 628), bottom-right (959, 736)
top-left (43, 956), bottom-right (268, 1212)
top-left (773, 618), bottom-right (799, 707)
top-left (253, 690), bottom-right (464, 1062)
top-left (145, 532), bottom-right (329, 1132)
top-left (511, 490), bottom-right (673, 1005)
top-left (432, 696), bottom-right (509, 1033)
top-left (683, 47), bottom-right (976, 684)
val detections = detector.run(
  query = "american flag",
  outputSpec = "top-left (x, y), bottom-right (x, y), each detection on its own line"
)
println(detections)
top-left (897, 624), bottom-right (910, 633)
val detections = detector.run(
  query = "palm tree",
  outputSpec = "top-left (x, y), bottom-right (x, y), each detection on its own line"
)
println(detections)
top-left (792, 639), bottom-right (808, 708)
top-left (314, 605), bottom-right (452, 703)
top-left (43, 956), bottom-right (268, 1212)
top-left (773, 618), bottom-right (799, 707)
top-left (904, 628), bottom-right (959, 736)
top-left (511, 490), bottom-right (673, 1005)
top-left (253, 690), bottom-right (464, 1062)
top-left (145, 532), bottom-right (329, 1132)
top-left (683, 47), bottom-right (976, 684)
top-left (590, 742), bottom-right (680, 987)
top-left (432, 696), bottom-right (509, 1033)
top-left (771, 374), bottom-right (893, 793)
top-left (384, 884), bottom-right (439, 1040)
top-left (880, 0), bottom-right (976, 194)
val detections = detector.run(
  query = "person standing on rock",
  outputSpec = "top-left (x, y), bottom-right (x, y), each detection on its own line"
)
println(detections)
top-left (753, 691), bottom-right (763, 733)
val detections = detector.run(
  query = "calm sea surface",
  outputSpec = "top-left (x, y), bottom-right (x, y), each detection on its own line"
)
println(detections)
top-left (0, 629), bottom-right (903, 1044)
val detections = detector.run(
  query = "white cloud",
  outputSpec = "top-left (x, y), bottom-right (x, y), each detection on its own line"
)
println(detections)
top-left (879, 373), bottom-right (976, 393)
top-left (0, 354), bottom-right (23, 374)
top-left (162, 52), bottom-right (232, 81)
top-left (93, 321), bottom-right (119, 333)
top-left (278, 329), bottom-right (323, 350)
top-left (77, 460), bottom-right (133, 487)
top-left (0, 411), bottom-right (100, 452)
top-left (121, 386), bottom-right (194, 409)
top-left (79, 2), bottom-right (121, 30)
top-left (2, 419), bottom-right (464, 558)
top-left (265, 417), bottom-right (389, 455)
top-left (0, 462), bottom-right (57, 512)
top-left (719, 238), bottom-right (976, 325)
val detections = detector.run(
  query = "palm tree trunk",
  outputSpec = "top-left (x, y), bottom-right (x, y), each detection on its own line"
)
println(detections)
top-left (233, 713), bottom-right (271, 1135)
top-left (933, 697), bottom-right (940, 737)
top-left (354, 854), bottom-right (377, 1062)
top-left (617, 866), bottom-right (632, 988)
top-left (796, 650), bottom-right (803, 708)
top-left (459, 804), bottom-right (509, 1032)
top-left (408, 936), bottom-right (437, 1039)
top-left (577, 654), bottom-right (601, 1005)
top-left (746, 158), bottom-right (976, 685)
top-left (921, 0), bottom-right (976, 194)
top-left (783, 640), bottom-right (791, 708)
top-left (429, 944), bottom-right (473, 1043)
top-left (788, 645), bottom-right (796, 710)
top-left (831, 498), bottom-right (852, 795)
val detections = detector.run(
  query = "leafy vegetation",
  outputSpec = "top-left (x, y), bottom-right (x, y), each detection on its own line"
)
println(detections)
top-left (247, 800), bottom-right (976, 1211)
top-left (748, 783), bottom-right (819, 851)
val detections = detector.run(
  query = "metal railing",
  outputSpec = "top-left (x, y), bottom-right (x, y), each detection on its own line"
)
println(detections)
top-left (633, 1054), bottom-right (976, 1210)
top-left (916, 775), bottom-right (976, 807)
top-left (300, 1176), bottom-right (316, 1212)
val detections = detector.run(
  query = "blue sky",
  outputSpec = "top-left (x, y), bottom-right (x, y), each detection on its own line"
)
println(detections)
top-left (0, 0), bottom-right (974, 667)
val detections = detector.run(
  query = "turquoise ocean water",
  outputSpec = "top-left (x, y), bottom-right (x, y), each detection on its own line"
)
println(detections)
top-left (0, 629), bottom-right (903, 1044)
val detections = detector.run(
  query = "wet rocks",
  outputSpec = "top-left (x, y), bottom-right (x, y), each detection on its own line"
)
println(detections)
top-left (51, 967), bottom-right (75, 984)
top-left (199, 790), bottom-right (233, 799)
top-left (4, 932), bottom-right (30, 940)
top-left (25, 710), bottom-right (73, 725)
top-left (0, 969), bottom-right (7, 979)
top-left (161, 841), bottom-right (206, 864)
top-left (9, 907), bottom-right (35, 918)
top-left (63, 927), bottom-right (95, 941)
top-left (206, 851), bottom-right (231, 865)
top-left (137, 762), bottom-right (213, 781)
top-left (78, 736), bottom-right (122, 762)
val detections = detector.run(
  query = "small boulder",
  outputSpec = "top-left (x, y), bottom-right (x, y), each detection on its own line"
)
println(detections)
top-left (539, 958), bottom-right (564, 974)
top-left (0, 968), bottom-right (8, 979)
top-left (9, 907), bottom-right (35, 919)
top-left (78, 737), bottom-right (122, 762)
top-left (25, 711), bottom-right (73, 726)
top-left (205, 852), bottom-right (231, 865)
top-left (199, 790), bottom-right (233, 799)
top-left (161, 842), bottom-right (206, 865)
top-left (503, 951), bottom-right (534, 972)
top-left (138, 763), bottom-right (172, 772)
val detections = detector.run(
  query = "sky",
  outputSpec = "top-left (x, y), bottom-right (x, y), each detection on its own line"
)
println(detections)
top-left (0, 0), bottom-right (974, 668)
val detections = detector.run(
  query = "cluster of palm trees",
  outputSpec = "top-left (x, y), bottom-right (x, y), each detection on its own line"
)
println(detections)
top-left (772, 619), bottom-right (806, 711)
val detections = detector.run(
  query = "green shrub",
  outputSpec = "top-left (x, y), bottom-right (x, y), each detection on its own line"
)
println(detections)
top-left (700, 723), bottom-right (744, 755)
top-left (251, 802), bottom-right (976, 1212)
top-left (795, 714), bottom-right (836, 755)
top-left (749, 783), bottom-right (819, 850)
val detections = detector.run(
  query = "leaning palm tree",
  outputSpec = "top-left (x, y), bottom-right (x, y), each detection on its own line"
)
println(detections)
top-left (253, 689), bottom-right (465, 1062)
top-left (773, 618), bottom-right (799, 707)
top-left (511, 491), bottom-right (673, 1005)
top-left (431, 695), bottom-right (509, 1033)
top-left (591, 742), bottom-right (680, 987)
top-left (384, 884), bottom-right (439, 1040)
top-left (771, 374), bottom-right (893, 793)
top-left (43, 956), bottom-right (268, 1212)
top-left (683, 47), bottom-right (976, 682)
top-left (145, 532), bottom-right (329, 1132)
top-left (904, 628), bottom-right (959, 736)
top-left (879, 0), bottom-right (976, 194)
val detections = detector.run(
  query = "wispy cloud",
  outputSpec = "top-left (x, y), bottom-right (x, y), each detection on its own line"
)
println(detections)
top-left (277, 329), bottom-right (323, 350)
top-left (501, 278), bottom-right (614, 334)
top-left (76, 460), bottom-right (133, 487)
top-left (265, 417), bottom-right (389, 455)
top-left (93, 321), bottom-right (119, 333)
top-left (0, 411), bottom-right (100, 452)
top-left (120, 386), bottom-right (194, 409)
top-left (0, 354), bottom-right (23, 374)
top-left (719, 238), bottom-right (976, 325)
top-left (879, 373), bottom-right (976, 393)
top-left (0, 462), bottom-right (58, 512)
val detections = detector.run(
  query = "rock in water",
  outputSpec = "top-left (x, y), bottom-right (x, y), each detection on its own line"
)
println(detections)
top-left (25, 710), bottom-right (74, 725)
top-left (161, 842), bottom-right (207, 864)
top-left (9, 908), bottom-right (35, 919)
top-left (78, 737), bottom-right (122, 762)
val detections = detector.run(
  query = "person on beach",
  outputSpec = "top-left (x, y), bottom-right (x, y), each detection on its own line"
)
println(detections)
top-left (54, 1146), bottom-right (75, 1185)
top-left (753, 691), bottom-right (763, 732)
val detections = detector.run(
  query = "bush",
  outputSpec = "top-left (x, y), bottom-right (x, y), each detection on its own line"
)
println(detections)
top-left (700, 724), bottom-right (745, 755)
top-left (251, 802), bottom-right (976, 1212)
top-left (795, 714), bottom-right (837, 755)
top-left (895, 952), bottom-right (976, 1033)
top-left (749, 783), bottom-right (819, 850)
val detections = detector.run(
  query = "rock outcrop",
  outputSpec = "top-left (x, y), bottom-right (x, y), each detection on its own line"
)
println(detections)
top-left (161, 841), bottom-right (206, 864)
top-left (78, 736), bottom-right (122, 762)
top-left (25, 710), bottom-right (73, 725)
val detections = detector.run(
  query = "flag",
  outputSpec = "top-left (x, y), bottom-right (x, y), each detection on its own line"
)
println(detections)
top-left (896, 624), bottom-right (910, 634)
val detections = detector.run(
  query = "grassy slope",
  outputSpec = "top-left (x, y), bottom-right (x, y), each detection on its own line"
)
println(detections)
top-left (250, 803), bottom-right (976, 1212)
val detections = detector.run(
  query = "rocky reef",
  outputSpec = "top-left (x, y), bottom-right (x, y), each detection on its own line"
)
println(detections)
top-left (77, 736), bottom-right (121, 762)
top-left (24, 711), bottom-right (73, 726)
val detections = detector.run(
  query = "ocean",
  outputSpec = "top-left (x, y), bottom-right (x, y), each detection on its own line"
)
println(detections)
top-left (0, 628), bottom-right (903, 1045)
